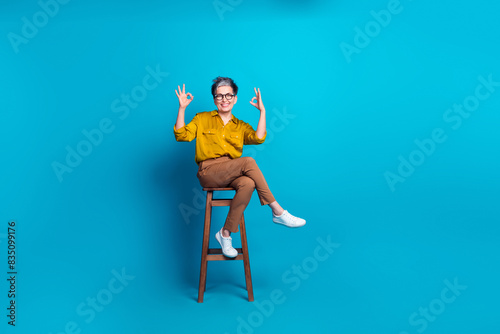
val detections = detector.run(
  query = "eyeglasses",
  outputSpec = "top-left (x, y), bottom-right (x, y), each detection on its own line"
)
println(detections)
top-left (214, 93), bottom-right (235, 101)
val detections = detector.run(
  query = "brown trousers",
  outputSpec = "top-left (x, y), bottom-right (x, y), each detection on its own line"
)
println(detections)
top-left (197, 156), bottom-right (276, 233)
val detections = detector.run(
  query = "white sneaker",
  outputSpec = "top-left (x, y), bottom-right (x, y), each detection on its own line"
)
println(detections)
top-left (273, 210), bottom-right (306, 228)
top-left (215, 230), bottom-right (238, 258)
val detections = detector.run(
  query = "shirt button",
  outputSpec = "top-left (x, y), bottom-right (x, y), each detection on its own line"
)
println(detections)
top-left (222, 134), bottom-right (225, 137)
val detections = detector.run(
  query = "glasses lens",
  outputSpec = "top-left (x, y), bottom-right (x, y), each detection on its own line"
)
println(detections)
top-left (215, 94), bottom-right (234, 101)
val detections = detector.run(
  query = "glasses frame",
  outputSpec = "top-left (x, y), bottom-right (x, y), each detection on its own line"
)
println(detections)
top-left (213, 93), bottom-right (236, 101)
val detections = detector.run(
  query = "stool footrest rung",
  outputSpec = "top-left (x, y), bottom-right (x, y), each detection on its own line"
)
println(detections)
top-left (207, 254), bottom-right (244, 261)
top-left (211, 199), bottom-right (232, 206)
top-left (207, 248), bottom-right (243, 255)
top-left (206, 248), bottom-right (245, 260)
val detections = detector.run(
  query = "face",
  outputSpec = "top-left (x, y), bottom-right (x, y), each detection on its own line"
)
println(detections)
top-left (214, 85), bottom-right (237, 114)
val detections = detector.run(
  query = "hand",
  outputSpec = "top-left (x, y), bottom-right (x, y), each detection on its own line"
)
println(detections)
top-left (175, 84), bottom-right (193, 109)
top-left (249, 87), bottom-right (265, 112)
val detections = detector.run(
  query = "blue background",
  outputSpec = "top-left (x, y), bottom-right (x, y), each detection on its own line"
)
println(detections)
top-left (1, 0), bottom-right (499, 333)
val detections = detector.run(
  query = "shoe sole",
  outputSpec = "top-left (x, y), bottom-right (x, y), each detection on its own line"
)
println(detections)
top-left (273, 220), bottom-right (306, 228)
top-left (215, 232), bottom-right (237, 258)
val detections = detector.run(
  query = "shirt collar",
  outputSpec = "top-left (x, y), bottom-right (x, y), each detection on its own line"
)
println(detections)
top-left (211, 110), bottom-right (237, 124)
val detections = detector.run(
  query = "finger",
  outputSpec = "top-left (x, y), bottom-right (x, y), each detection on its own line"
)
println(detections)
top-left (250, 97), bottom-right (257, 103)
top-left (175, 89), bottom-right (179, 98)
top-left (187, 93), bottom-right (193, 100)
top-left (254, 87), bottom-right (258, 96)
top-left (182, 83), bottom-right (186, 94)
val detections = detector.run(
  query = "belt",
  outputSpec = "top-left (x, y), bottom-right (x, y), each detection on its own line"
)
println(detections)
top-left (198, 155), bottom-right (232, 169)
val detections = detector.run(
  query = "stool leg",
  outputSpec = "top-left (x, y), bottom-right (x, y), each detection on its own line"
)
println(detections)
top-left (198, 191), bottom-right (213, 303)
top-left (239, 215), bottom-right (254, 302)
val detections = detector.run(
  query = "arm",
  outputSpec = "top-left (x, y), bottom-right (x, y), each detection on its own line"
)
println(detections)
top-left (250, 88), bottom-right (266, 139)
top-left (173, 84), bottom-right (198, 142)
top-left (175, 107), bottom-right (186, 130)
top-left (174, 84), bottom-right (193, 130)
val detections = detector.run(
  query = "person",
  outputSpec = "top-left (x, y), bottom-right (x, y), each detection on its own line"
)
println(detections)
top-left (174, 77), bottom-right (305, 258)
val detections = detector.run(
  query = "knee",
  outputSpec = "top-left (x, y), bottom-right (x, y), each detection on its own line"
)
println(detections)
top-left (242, 156), bottom-right (257, 168)
top-left (237, 177), bottom-right (256, 190)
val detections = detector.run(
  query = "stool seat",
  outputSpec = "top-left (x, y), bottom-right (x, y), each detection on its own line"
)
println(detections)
top-left (198, 187), bottom-right (254, 303)
top-left (202, 187), bottom-right (235, 191)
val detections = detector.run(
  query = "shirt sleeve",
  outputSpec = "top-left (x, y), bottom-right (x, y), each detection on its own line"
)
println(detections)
top-left (242, 121), bottom-right (266, 145)
top-left (173, 114), bottom-right (199, 142)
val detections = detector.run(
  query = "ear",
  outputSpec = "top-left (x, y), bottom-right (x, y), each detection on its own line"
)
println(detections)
top-left (233, 95), bottom-right (238, 105)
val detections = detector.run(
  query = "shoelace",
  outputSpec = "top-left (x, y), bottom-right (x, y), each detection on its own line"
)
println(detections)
top-left (220, 235), bottom-right (233, 250)
top-left (283, 212), bottom-right (299, 224)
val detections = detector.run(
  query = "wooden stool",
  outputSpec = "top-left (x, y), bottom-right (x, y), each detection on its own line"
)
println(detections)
top-left (198, 187), bottom-right (254, 303)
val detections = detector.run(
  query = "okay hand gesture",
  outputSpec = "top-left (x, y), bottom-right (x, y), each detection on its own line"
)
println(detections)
top-left (175, 84), bottom-right (194, 109)
top-left (250, 88), bottom-right (265, 112)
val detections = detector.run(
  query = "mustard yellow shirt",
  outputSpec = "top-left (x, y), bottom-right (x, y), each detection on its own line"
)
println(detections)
top-left (174, 110), bottom-right (266, 163)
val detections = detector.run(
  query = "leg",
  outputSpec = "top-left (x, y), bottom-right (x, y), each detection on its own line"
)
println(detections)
top-left (214, 176), bottom-right (255, 258)
top-left (198, 157), bottom-right (275, 206)
top-left (222, 176), bottom-right (255, 235)
top-left (198, 190), bottom-right (213, 302)
top-left (237, 157), bottom-right (275, 205)
top-left (198, 157), bottom-right (305, 229)
top-left (239, 214), bottom-right (254, 301)
top-left (236, 158), bottom-right (305, 228)
top-left (268, 201), bottom-right (284, 216)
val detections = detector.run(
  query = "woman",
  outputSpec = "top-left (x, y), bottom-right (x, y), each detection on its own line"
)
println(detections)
top-left (174, 77), bottom-right (305, 258)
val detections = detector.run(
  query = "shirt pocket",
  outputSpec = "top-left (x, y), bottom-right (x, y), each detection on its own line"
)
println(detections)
top-left (201, 129), bottom-right (218, 145)
top-left (227, 132), bottom-right (243, 149)
top-left (202, 129), bottom-right (217, 135)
